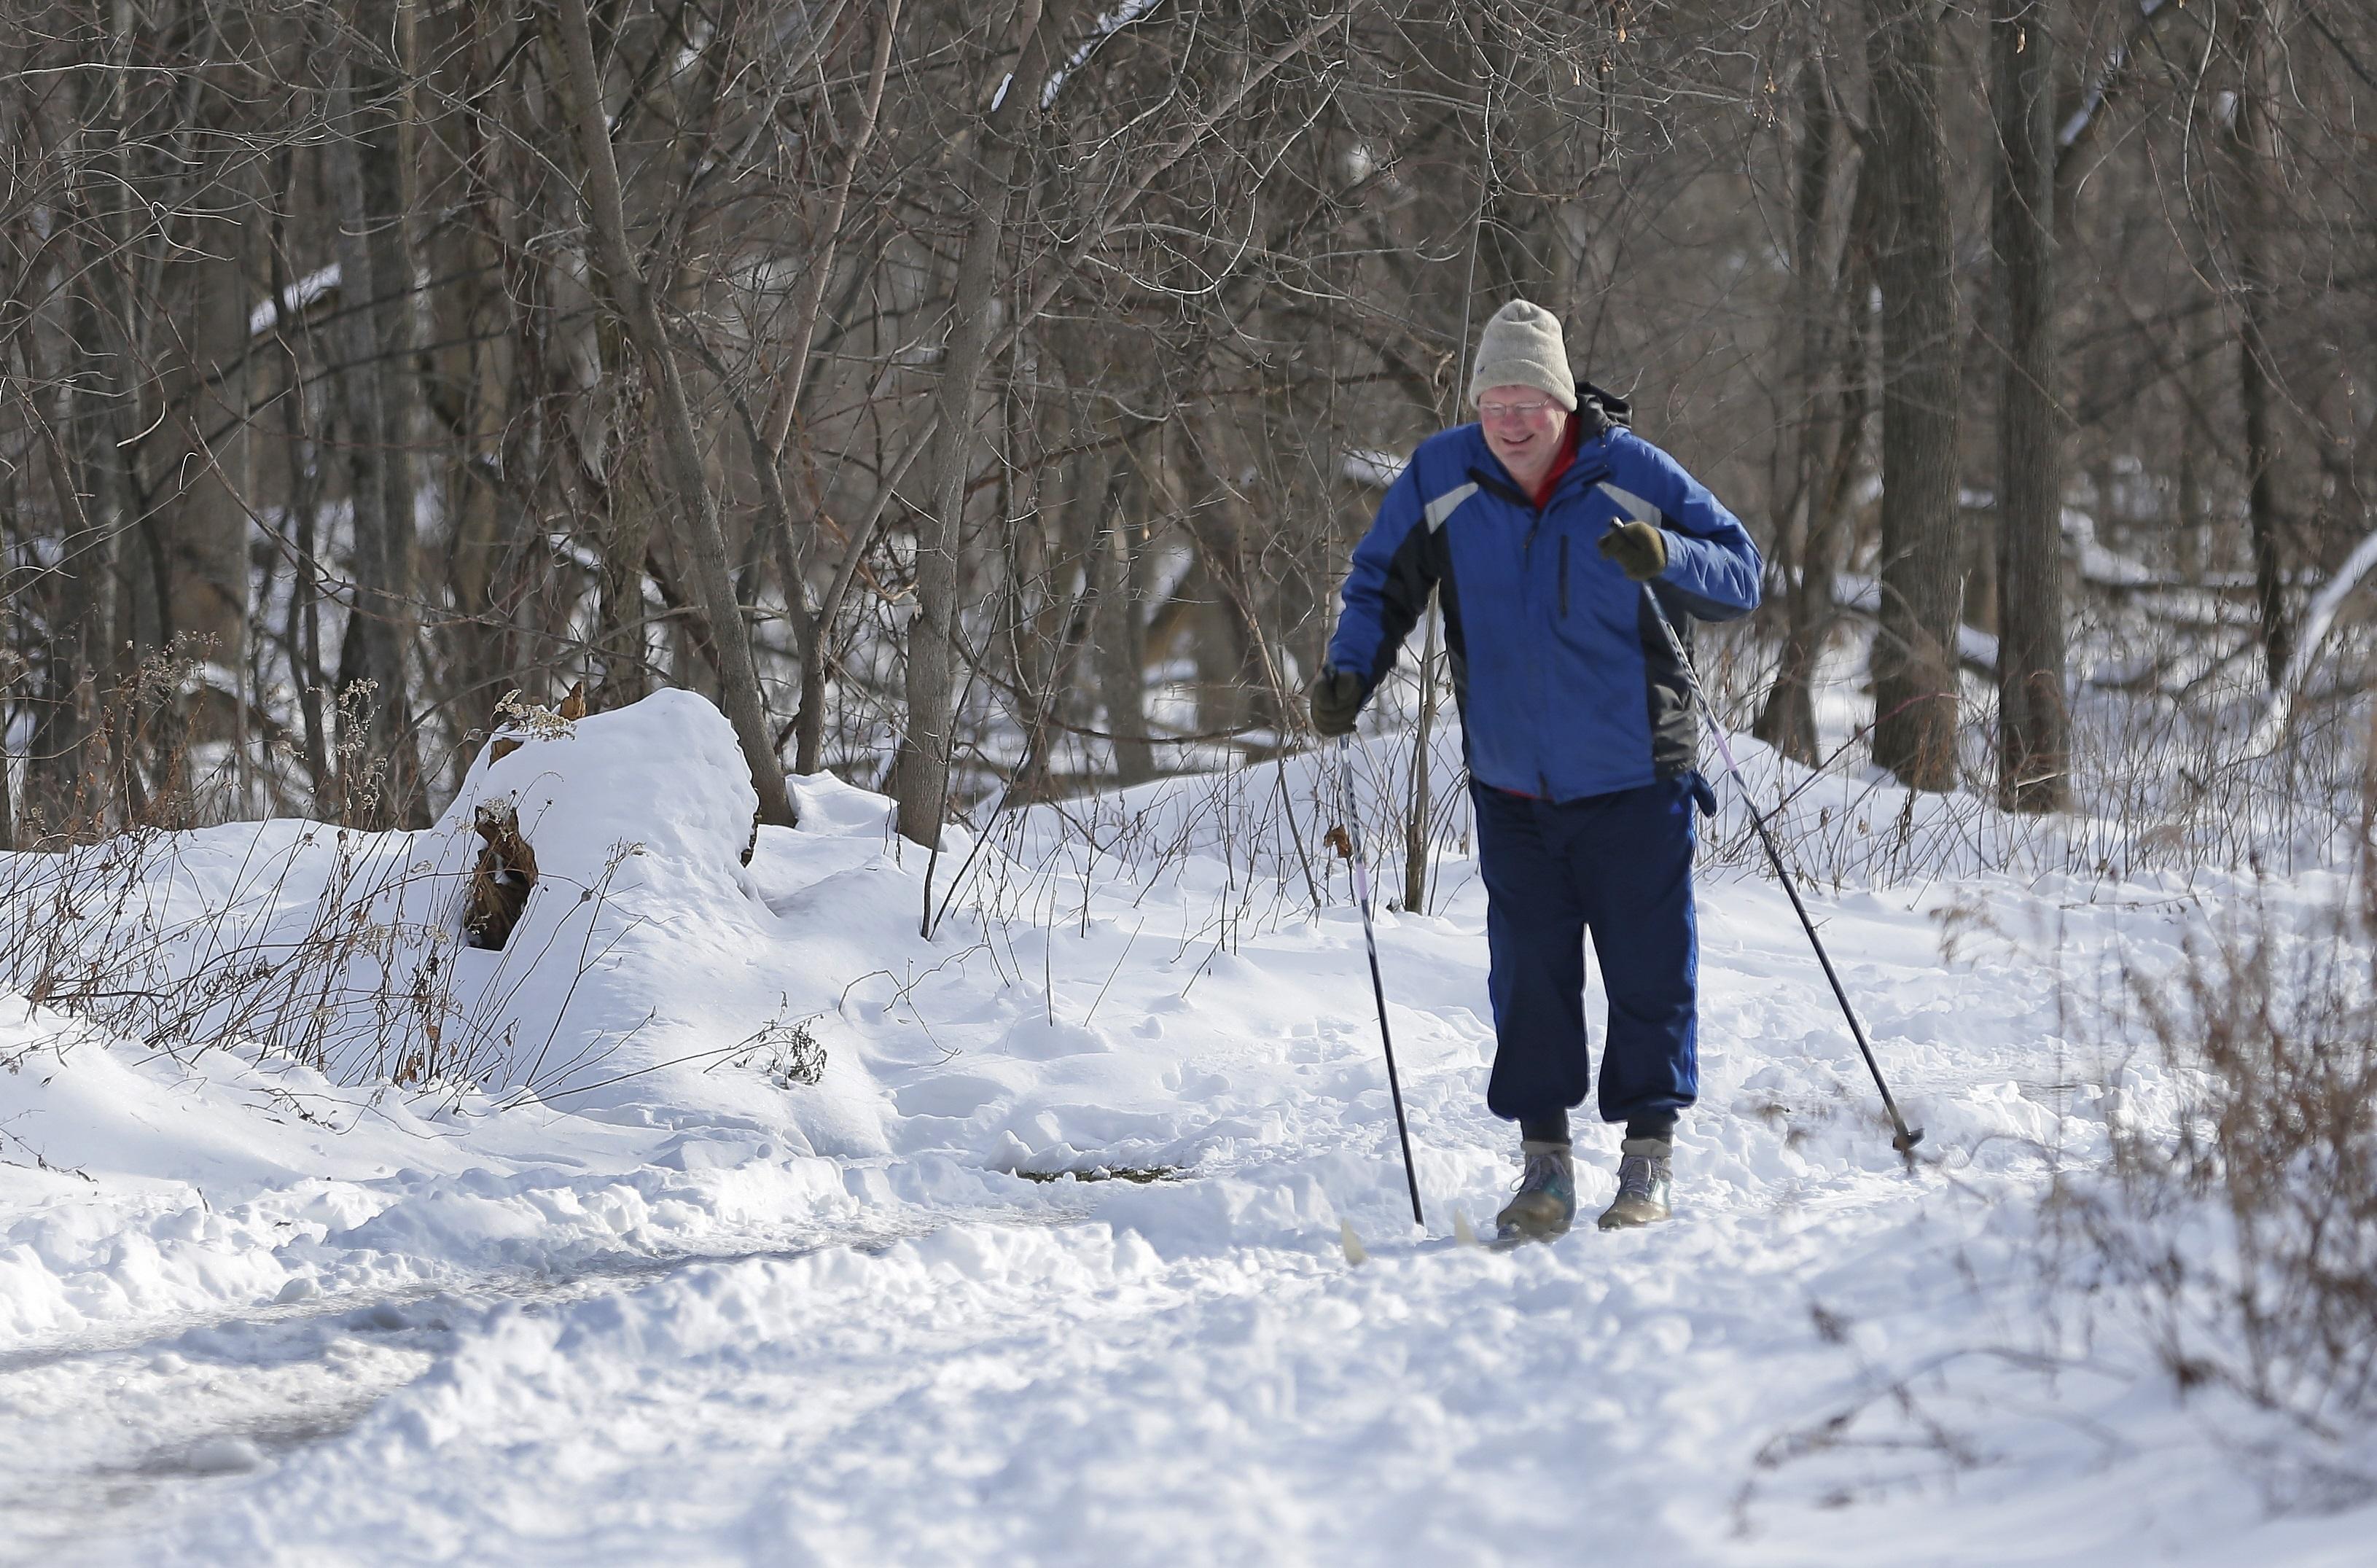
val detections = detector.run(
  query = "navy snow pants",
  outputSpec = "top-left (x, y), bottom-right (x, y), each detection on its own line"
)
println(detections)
top-left (1472, 774), bottom-right (1708, 1130)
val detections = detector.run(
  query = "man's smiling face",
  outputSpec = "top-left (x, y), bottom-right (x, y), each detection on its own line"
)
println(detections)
top-left (1477, 385), bottom-right (1568, 492)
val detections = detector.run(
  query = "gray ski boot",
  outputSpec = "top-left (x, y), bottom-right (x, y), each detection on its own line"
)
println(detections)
top-left (1596, 1136), bottom-right (1674, 1229)
top-left (1494, 1140), bottom-right (1576, 1242)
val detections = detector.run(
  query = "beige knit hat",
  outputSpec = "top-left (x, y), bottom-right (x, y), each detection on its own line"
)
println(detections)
top-left (1467, 299), bottom-right (1578, 412)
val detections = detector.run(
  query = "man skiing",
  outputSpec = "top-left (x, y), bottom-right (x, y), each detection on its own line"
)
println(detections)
top-left (1311, 300), bottom-right (1761, 1240)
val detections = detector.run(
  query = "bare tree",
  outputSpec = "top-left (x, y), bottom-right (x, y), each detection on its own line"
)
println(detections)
top-left (1993, 0), bottom-right (2069, 811)
top-left (1865, 0), bottom-right (1964, 792)
top-left (325, 6), bottom-right (429, 827)
top-left (551, 0), bottom-right (794, 827)
top-left (2228, 0), bottom-right (2293, 687)
top-left (1755, 34), bottom-right (1857, 768)
top-left (895, 0), bottom-right (1077, 846)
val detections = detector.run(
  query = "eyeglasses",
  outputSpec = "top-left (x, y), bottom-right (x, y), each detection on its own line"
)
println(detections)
top-left (1477, 398), bottom-right (1557, 422)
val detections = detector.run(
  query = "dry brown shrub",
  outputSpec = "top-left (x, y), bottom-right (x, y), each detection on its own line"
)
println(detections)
top-left (2081, 881), bottom-right (2377, 1427)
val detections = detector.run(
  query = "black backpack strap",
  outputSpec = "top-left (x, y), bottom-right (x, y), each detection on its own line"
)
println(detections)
top-left (1465, 465), bottom-right (1534, 510)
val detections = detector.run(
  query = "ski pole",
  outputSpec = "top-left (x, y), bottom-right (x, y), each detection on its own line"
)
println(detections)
top-left (1639, 585), bottom-right (1926, 1165)
top-left (1335, 735), bottom-right (1427, 1226)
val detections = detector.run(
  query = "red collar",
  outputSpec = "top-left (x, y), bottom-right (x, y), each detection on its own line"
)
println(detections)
top-left (1526, 414), bottom-right (1580, 510)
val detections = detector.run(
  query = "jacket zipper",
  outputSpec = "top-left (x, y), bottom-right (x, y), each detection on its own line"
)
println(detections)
top-left (1513, 483), bottom-right (1548, 798)
top-left (1539, 503), bottom-right (1561, 795)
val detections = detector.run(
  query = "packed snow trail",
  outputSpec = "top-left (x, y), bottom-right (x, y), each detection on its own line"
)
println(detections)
top-left (3, 698), bottom-right (2370, 1565)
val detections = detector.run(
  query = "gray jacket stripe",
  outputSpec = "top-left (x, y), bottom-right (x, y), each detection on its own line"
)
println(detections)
top-left (1597, 480), bottom-right (1658, 523)
top-left (1423, 482), bottom-right (1479, 532)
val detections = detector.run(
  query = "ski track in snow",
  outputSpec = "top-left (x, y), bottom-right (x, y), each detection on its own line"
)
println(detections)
top-left (4, 708), bottom-right (2372, 1566)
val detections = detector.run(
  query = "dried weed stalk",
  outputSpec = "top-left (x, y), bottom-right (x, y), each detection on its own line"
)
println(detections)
top-left (2080, 877), bottom-right (2377, 1427)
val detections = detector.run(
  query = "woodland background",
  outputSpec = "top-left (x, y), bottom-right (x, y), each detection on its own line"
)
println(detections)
top-left (4, 0), bottom-right (2372, 862)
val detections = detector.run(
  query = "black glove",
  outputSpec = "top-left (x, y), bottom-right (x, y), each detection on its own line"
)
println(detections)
top-left (1308, 666), bottom-right (1365, 738)
top-left (1597, 520), bottom-right (1668, 582)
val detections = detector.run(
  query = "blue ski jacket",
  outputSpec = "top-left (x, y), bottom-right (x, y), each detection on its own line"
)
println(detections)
top-left (1327, 415), bottom-right (1762, 802)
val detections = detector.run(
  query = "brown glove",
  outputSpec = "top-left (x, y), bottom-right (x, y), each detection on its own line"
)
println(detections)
top-left (1597, 520), bottom-right (1668, 582)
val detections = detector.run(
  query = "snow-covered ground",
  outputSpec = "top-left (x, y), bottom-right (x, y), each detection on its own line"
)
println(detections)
top-left (2, 694), bottom-right (2370, 1565)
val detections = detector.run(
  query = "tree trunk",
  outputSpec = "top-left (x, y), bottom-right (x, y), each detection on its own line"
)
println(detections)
top-left (766, 0), bottom-right (901, 776)
top-left (590, 448), bottom-right (655, 711)
top-left (421, 125), bottom-right (539, 773)
top-left (1172, 426), bottom-right (1280, 739)
top-left (326, 19), bottom-right (429, 827)
top-left (2231, 0), bottom-right (2292, 687)
top-left (1755, 48), bottom-right (1842, 766)
top-left (792, 433), bottom-right (930, 777)
top-left (1993, 0), bottom-right (2069, 811)
top-left (552, 0), bottom-right (795, 827)
top-left (999, 409), bottom-right (1065, 808)
top-left (1865, 0), bottom-right (1964, 792)
top-left (23, 301), bottom-right (116, 835)
top-left (26, 50), bottom-right (141, 835)
top-left (286, 381), bottom-right (332, 799)
top-left (24, 352), bottom-right (113, 833)
top-left (1091, 451), bottom-right (1155, 786)
top-left (894, 0), bottom-right (1074, 846)
top-left (164, 234), bottom-right (252, 741)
